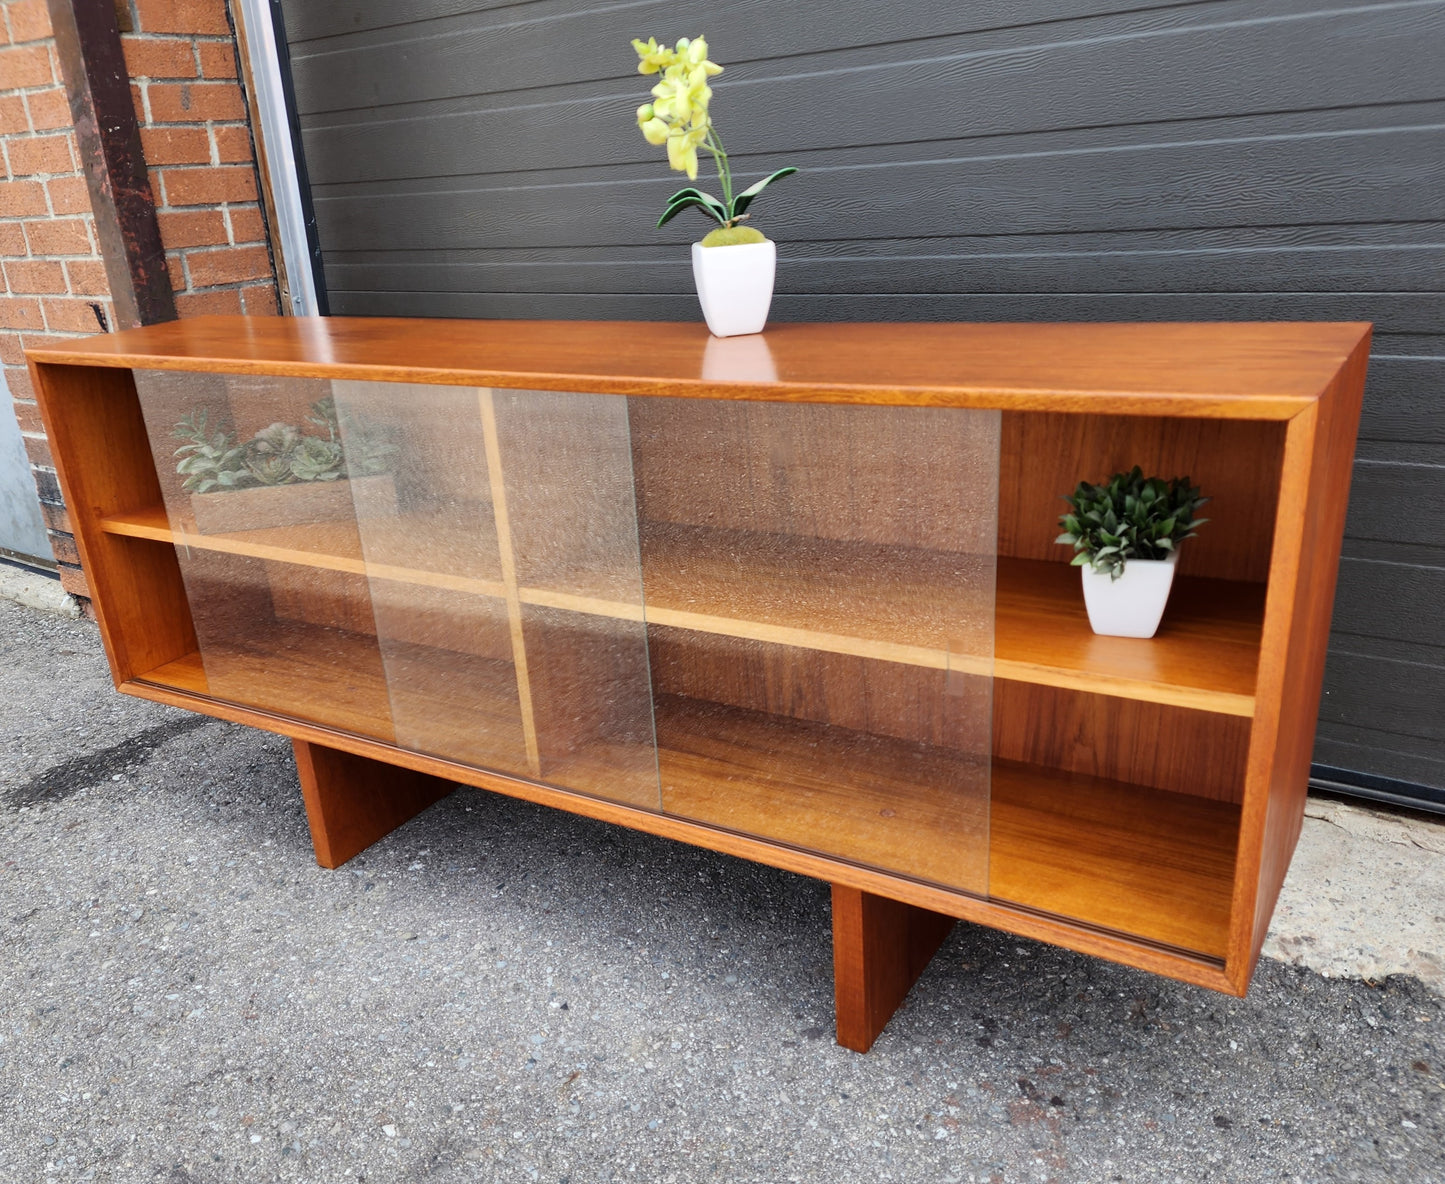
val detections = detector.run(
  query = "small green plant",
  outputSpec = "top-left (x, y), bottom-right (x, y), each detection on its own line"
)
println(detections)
top-left (1056, 466), bottom-right (1208, 579)
top-left (173, 410), bottom-right (249, 493)
top-left (629, 36), bottom-right (796, 243)
top-left (172, 398), bottom-right (394, 493)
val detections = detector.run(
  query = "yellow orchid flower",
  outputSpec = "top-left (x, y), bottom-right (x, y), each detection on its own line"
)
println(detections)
top-left (651, 61), bottom-right (712, 127)
top-left (666, 123), bottom-right (707, 180)
top-left (626, 35), bottom-right (796, 232)
top-left (631, 37), bottom-right (675, 75)
top-left (637, 102), bottom-right (670, 146)
top-left (682, 36), bottom-right (722, 76)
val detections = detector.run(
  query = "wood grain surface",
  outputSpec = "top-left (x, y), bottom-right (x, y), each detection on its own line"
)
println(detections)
top-left (28, 316), bottom-right (1369, 419)
top-left (832, 885), bottom-right (956, 1053)
top-left (100, 508), bottom-right (1263, 717)
top-left (293, 738), bottom-right (456, 869)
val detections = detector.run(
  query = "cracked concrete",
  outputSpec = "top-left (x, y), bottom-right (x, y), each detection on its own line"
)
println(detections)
top-left (1, 596), bottom-right (1443, 1182)
top-left (1265, 798), bottom-right (1445, 993)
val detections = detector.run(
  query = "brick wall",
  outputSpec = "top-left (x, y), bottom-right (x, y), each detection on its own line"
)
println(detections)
top-left (124, 0), bottom-right (277, 318)
top-left (0, 0), bottom-right (280, 603)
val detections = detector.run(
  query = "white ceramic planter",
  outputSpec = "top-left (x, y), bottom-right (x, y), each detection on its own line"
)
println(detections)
top-left (1080, 550), bottom-right (1179, 638)
top-left (691, 240), bottom-right (776, 337)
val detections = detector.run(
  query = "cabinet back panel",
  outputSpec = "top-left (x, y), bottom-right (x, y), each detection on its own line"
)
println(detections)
top-left (1000, 412), bottom-right (1285, 583)
top-left (993, 682), bottom-right (1249, 804)
top-left (629, 398), bottom-right (999, 554)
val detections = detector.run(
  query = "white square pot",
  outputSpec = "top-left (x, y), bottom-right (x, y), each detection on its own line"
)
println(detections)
top-left (1080, 551), bottom-right (1179, 638)
top-left (691, 240), bottom-right (776, 338)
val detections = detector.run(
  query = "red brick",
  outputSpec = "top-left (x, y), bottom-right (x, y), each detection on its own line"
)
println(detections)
top-left (175, 287), bottom-right (241, 316)
top-left (226, 205), bottom-right (265, 244)
top-left (131, 82), bottom-right (147, 125)
top-left (39, 498), bottom-right (70, 534)
top-left (41, 297), bottom-right (106, 332)
top-left (0, 44), bottom-right (54, 88)
top-left (48, 530), bottom-right (79, 566)
top-left (0, 221), bottom-right (25, 253)
top-left (64, 259), bottom-right (110, 296)
top-left (0, 180), bottom-right (48, 216)
top-left (2, 362), bottom-right (35, 397)
top-left (22, 431), bottom-right (52, 468)
top-left (239, 284), bottom-right (278, 316)
top-left (58, 562), bottom-right (90, 599)
top-left (0, 297), bottom-right (43, 330)
top-left (23, 217), bottom-right (91, 256)
top-left (24, 88), bottom-right (71, 132)
top-left (197, 41), bottom-right (237, 78)
top-left (5, 259), bottom-right (65, 293)
top-left (212, 124), bottom-right (252, 163)
top-left (157, 207), bottom-right (226, 249)
top-left (122, 37), bottom-right (197, 79)
top-left (141, 125), bottom-right (210, 165)
top-left (0, 335), bottom-right (23, 365)
top-left (146, 81), bottom-right (245, 124)
top-left (161, 164), bottom-right (255, 206)
top-left (6, 134), bottom-right (74, 176)
top-left (166, 253), bottom-right (185, 288)
top-left (10, 395), bottom-right (42, 430)
top-left (0, 94), bottom-right (28, 134)
top-left (6, 0), bottom-right (52, 43)
top-left (133, 0), bottom-right (231, 36)
top-left (185, 244), bottom-right (270, 287)
top-left (46, 175), bottom-right (89, 214)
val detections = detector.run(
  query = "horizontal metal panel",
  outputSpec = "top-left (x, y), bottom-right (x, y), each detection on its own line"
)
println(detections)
top-left (1344, 457), bottom-right (1445, 546)
top-left (1314, 731), bottom-right (1445, 791)
top-left (324, 223), bottom-right (1445, 295)
top-left (286, 0), bottom-right (1445, 125)
top-left (1320, 650), bottom-right (1445, 744)
top-left (281, 0), bottom-right (1181, 57)
top-left (307, 116), bottom-right (1445, 251)
top-left (1333, 558), bottom-right (1445, 646)
top-left (321, 288), bottom-right (1437, 334)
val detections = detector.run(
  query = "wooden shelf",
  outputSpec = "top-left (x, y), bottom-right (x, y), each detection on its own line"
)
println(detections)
top-left (132, 618), bottom-right (1236, 958)
top-left (105, 512), bottom-right (1261, 717)
top-left (102, 504), bottom-right (506, 598)
top-left (137, 620), bottom-right (528, 774)
top-left (656, 695), bottom-right (1237, 958)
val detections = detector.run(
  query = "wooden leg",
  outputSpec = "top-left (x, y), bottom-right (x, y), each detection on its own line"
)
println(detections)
top-left (292, 739), bottom-right (455, 869)
top-left (831, 883), bottom-right (956, 1053)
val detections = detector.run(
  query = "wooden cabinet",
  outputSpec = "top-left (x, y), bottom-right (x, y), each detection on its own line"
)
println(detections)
top-left (28, 316), bottom-right (1370, 1051)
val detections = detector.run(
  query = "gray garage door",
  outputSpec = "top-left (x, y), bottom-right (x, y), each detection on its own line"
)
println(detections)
top-left (274, 0), bottom-right (1445, 810)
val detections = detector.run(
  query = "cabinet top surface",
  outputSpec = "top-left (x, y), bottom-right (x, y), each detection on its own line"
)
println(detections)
top-left (27, 315), bottom-right (1371, 418)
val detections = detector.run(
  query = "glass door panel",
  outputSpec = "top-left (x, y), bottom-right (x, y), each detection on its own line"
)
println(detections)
top-left (330, 381), bottom-right (529, 776)
top-left (133, 369), bottom-right (394, 740)
top-left (630, 396), bottom-right (997, 896)
top-left (491, 390), bottom-right (658, 809)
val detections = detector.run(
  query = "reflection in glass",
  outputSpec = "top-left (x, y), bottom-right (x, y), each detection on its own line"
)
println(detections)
top-left (133, 369), bottom-right (394, 740)
top-left (493, 390), bottom-right (658, 809)
top-left (331, 381), bottom-right (528, 777)
top-left (630, 397), bottom-right (998, 895)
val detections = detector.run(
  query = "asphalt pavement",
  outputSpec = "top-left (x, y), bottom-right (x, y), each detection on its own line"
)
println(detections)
top-left (1, 597), bottom-right (1442, 1183)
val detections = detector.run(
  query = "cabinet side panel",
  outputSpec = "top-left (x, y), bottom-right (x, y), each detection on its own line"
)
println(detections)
top-left (1244, 335), bottom-right (1371, 970)
top-left (1000, 412), bottom-right (1285, 583)
top-left (29, 361), bottom-right (195, 681)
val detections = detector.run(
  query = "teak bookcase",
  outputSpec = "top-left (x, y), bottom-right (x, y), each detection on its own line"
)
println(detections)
top-left (28, 316), bottom-right (1370, 1052)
